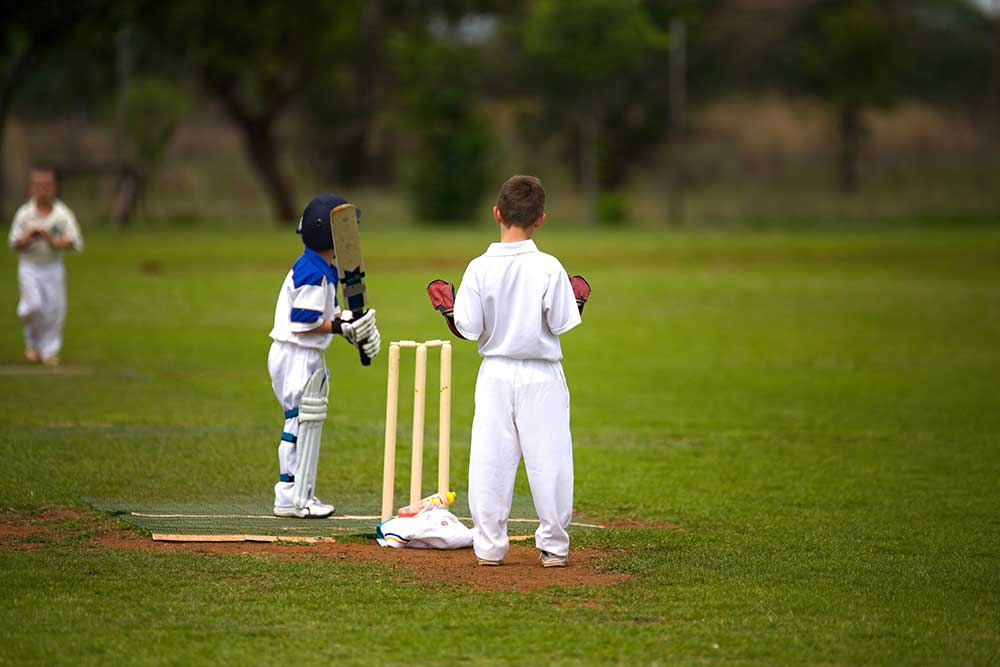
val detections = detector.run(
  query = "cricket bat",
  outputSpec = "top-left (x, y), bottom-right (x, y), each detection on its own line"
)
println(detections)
top-left (330, 203), bottom-right (371, 366)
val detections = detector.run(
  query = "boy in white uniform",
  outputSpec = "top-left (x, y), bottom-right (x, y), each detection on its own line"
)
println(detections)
top-left (8, 167), bottom-right (83, 367)
top-left (427, 175), bottom-right (591, 567)
top-left (268, 194), bottom-right (381, 517)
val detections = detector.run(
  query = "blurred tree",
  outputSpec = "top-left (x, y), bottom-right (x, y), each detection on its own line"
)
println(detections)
top-left (303, 0), bottom-right (394, 187)
top-left (794, 0), bottom-right (909, 192)
top-left (521, 0), bottom-right (668, 224)
top-left (898, 0), bottom-right (995, 106)
top-left (151, 1), bottom-right (364, 222)
top-left (304, 1), bottom-right (512, 192)
top-left (376, 2), bottom-right (517, 223)
top-left (0, 0), bottom-right (115, 218)
top-left (114, 78), bottom-right (191, 222)
top-left (782, 0), bottom-right (995, 192)
top-left (392, 31), bottom-right (493, 223)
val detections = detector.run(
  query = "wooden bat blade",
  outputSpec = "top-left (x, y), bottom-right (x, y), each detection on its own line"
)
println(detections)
top-left (330, 203), bottom-right (371, 366)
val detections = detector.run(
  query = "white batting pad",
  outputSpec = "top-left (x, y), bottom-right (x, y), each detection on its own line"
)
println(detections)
top-left (293, 368), bottom-right (328, 509)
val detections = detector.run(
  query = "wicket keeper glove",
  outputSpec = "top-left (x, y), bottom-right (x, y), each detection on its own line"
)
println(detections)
top-left (427, 280), bottom-right (455, 316)
top-left (427, 279), bottom-right (466, 340)
top-left (570, 275), bottom-right (591, 314)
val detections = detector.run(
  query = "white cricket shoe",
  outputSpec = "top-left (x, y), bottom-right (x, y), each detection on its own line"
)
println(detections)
top-left (273, 497), bottom-right (335, 518)
top-left (306, 497), bottom-right (335, 517)
top-left (476, 557), bottom-right (502, 566)
top-left (539, 550), bottom-right (568, 568)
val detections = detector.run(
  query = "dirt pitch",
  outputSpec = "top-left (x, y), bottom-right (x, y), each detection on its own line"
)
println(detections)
top-left (1, 509), bottom-right (637, 592)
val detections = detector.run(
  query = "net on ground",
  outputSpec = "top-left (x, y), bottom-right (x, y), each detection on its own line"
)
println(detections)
top-left (85, 493), bottom-right (605, 541)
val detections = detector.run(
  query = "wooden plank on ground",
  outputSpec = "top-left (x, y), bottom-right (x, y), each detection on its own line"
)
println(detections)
top-left (152, 534), bottom-right (334, 544)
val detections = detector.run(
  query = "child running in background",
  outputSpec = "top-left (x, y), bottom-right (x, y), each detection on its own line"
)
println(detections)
top-left (8, 167), bottom-right (83, 367)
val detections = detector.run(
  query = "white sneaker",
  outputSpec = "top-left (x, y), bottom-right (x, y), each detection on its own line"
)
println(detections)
top-left (539, 550), bottom-right (568, 568)
top-left (306, 497), bottom-right (335, 517)
top-left (273, 497), bottom-right (335, 518)
top-left (476, 557), bottom-right (502, 566)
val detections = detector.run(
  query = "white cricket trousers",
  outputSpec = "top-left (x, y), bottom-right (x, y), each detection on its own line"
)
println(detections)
top-left (16, 259), bottom-right (66, 360)
top-left (469, 356), bottom-right (574, 562)
top-left (267, 341), bottom-right (325, 507)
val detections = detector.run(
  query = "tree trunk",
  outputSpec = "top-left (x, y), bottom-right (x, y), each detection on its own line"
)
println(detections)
top-left (111, 165), bottom-right (142, 224)
top-left (838, 105), bottom-right (864, 193)
top-left (207, 78), bottom-right (297, 223)
top-left (667, 17), bottom-right (687, 225)
top-left (580, 112), bottom-right (599, 226)
top-left (353, 0), bottom-right (390, 184)
top-left (239, 118), bottom-right (296, 223)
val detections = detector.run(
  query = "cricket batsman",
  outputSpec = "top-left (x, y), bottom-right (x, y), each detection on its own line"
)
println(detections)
top-left (267, 194), bottom-right (380, 517)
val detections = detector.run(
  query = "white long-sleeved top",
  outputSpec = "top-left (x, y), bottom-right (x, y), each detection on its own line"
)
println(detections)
top-left (453, 239), bottom-right (580, 361)
top-left (8, 199), bottom-right (83, 265)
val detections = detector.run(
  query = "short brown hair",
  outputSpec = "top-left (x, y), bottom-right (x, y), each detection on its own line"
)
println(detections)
top-left (30, 165), bottom-right (58, 183)
top-left (496, 175), bottom-right (545, 227)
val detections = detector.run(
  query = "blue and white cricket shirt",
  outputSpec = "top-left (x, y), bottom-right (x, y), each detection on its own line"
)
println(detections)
top-left (269, 247), bottom-right (340, 350)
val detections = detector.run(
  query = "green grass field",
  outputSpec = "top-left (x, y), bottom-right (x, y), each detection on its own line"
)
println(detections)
top-left (2, 222), bottom-right (999, 665)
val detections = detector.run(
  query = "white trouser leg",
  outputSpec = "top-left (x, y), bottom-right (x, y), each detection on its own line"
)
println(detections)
top-left (278, 416), bottom-right (299, 479)
top-left (274, 415), bottom-right (299, 507)
top-left (267, 341), bottom-right (324, 507)
top-left (469, 358), bottom-right (520, 562)
top-left (515, 360), bottom-right (574, 557)
top-left (21, 312), bottom-right (41, 354)
top-left (37, 272), bottom-right (66, 360)
top-left (16, 261), bottom-right (47, 354)
top-left (17, 261), bottom-right (66, 360)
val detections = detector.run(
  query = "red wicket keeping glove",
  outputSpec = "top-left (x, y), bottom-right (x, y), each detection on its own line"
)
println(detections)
top-left (570, 275), bottom-right (591, 314)
top-left (427, 279), bottom-right (455, 316)
top-left (427, 279), bottom-right (465, 339)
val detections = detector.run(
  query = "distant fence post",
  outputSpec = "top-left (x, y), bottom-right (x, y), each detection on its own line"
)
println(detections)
top-left (668, 17), bottom-right (687, 226)
top-left (114, 26), bottom-right (137, 225)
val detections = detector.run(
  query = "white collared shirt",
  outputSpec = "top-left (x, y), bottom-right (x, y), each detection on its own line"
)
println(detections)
top-left (8, 199), bottom-right (83, 265)
top-left (454, 239), bottom-right (580, 361)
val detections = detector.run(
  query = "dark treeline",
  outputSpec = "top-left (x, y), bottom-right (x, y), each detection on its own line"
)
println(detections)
top-left (2, 0), bottom-right (996, 223)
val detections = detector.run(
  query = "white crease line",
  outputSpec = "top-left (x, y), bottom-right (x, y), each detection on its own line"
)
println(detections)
top-left (131, 512), bottom-right (379, 520)
top-left (129, 511), bottom-right (605, 528)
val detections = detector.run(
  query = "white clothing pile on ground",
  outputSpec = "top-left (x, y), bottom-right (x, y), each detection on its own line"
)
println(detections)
top-left (377, 507), bottom-right (474, 550)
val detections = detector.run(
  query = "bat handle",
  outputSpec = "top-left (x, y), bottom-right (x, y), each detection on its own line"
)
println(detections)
top-left (355, 309), bottom-right (372, 366)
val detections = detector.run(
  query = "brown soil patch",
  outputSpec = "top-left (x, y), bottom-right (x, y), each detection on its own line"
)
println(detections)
top-left (97, 531), bottom-right (627, 592)
top-left (0, 508), bottom-right (91, 549)
top-left (1, 510), bottom-right (630, 592)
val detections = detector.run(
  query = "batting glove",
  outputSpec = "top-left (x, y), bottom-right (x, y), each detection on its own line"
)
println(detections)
top-left (360, 325), bottom-right (381, 358)
top-left (342, 309), bottom-right (377, 347)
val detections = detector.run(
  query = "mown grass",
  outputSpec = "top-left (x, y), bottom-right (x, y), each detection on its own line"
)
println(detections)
top-left (1, 222), bottom-right (999, 665)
